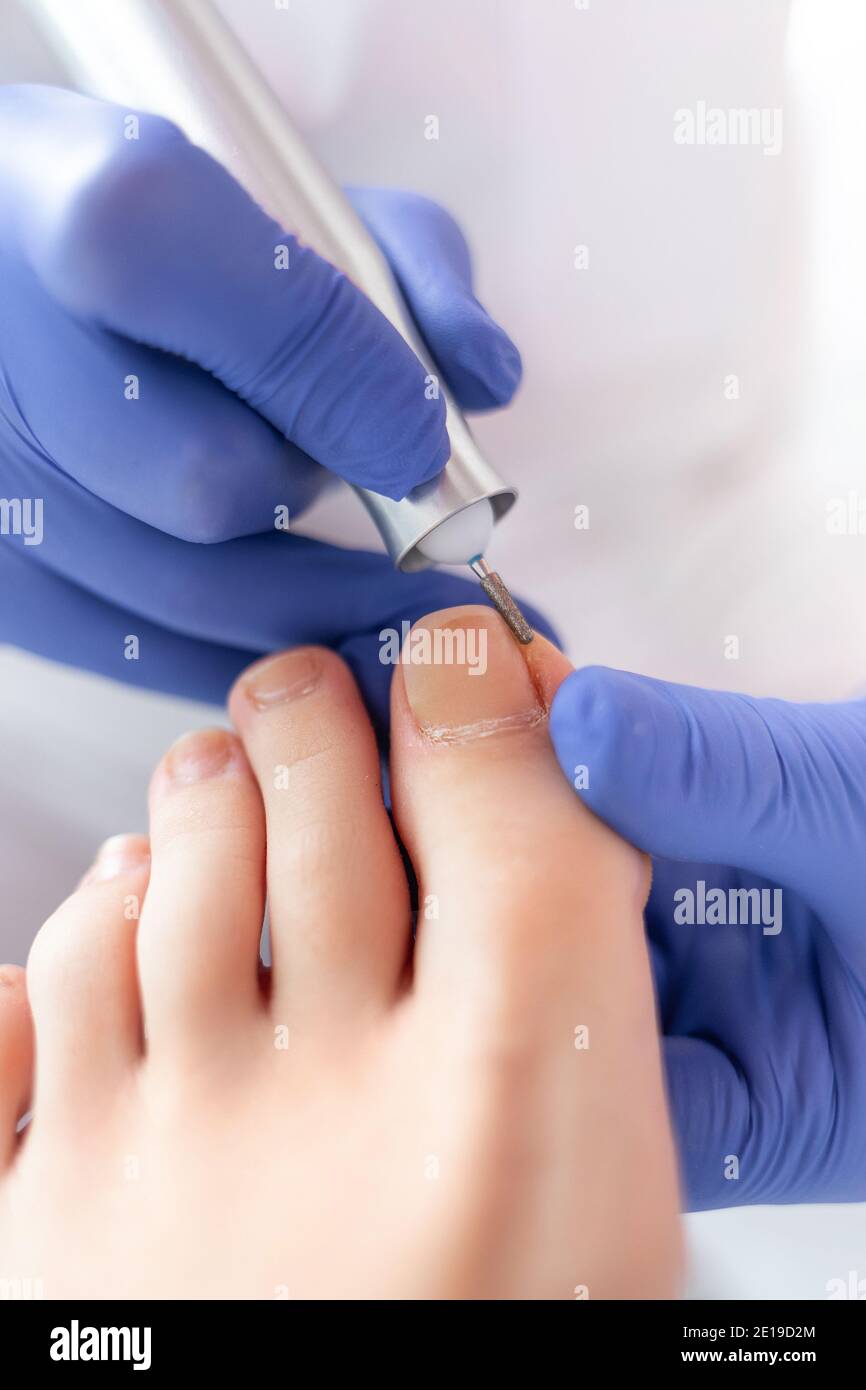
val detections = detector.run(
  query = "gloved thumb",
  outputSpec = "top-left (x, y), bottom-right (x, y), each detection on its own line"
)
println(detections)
top-left (549, 667), bottom-right (866, 943)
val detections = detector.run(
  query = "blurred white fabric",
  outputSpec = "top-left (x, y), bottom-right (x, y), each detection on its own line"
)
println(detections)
top-left (1, 0), bottom-right (865, 1300)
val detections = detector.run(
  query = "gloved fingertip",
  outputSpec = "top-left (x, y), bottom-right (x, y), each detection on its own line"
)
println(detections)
top-left (449, 311), bottom-right (523, 410)
top-left (550, 665), bottom-right (641, 756)
top-left (549, 666), bottom-right (671, 828)
top-left (405, 433), bottom-right (451, 493)
top-left (364, 429), bottom-right (450, 500)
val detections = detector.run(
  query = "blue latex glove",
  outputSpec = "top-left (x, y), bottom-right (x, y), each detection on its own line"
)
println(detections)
top-left (550, 668), bottom-right (866, 1211)
top-left (0, 85), bottom-right (548, 728)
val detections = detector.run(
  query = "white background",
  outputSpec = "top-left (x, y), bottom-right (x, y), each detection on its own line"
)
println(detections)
top-left (1, 0), bottom-right (865, 1299)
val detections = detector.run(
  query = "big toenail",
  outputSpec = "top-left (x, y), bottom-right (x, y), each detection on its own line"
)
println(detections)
top-left (401, 609), bottom-right (544, 745)
top-left (242, 649), bottom-right (321, 710)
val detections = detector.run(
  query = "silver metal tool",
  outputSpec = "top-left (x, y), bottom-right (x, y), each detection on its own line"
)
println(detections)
top-left (469, 558), bottom-right (534, 645)
top-left (27, 0), bottom-right (533, 642)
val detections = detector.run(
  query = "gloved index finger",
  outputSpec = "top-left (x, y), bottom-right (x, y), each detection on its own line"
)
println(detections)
top-left (19, 91), bottom-right (449, 502)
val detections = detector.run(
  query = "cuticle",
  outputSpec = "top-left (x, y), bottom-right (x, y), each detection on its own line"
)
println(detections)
top-left (418, 705), bottom-right (546, 747)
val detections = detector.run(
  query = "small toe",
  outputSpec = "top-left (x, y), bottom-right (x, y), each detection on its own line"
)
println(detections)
top-left (26, 835), bottom-right (150, 1119)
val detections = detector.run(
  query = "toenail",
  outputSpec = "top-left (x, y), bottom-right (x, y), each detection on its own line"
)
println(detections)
top-left (401, 609), bottom-right (544, 744)
top-left (81, 834), bottom-right (150, 884)
top-left (241, 649), bottom-right (321, 710)
top-left (162, 729), bottom-right (241, 786)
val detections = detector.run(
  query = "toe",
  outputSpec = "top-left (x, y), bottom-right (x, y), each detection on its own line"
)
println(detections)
top-left (388, 608), bottom-right (678, 1254)
top-left (0, 966), bottom-right (33, 1169)
top-left (137, 730), bottom-right (266, 1059)
top-left (390, 608), bottom-right (650, 1025)
top-left (229, 647), bottom-right (410, 1034)
top-left (26, 835), bottom-right (150, 1119)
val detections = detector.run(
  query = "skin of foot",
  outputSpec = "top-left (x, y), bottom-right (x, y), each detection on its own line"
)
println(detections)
top-left (0, 607), bottom-right (681, 1300)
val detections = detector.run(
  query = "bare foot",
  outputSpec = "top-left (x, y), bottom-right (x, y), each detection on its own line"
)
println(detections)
top-left (0, 608), bottom-right (680, 1299)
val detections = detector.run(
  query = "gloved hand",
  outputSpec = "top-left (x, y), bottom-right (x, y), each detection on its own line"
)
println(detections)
top-left (550, 668), bottom-right (866, 1210)
top-left (0, 84), bottom-right (548, 728)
